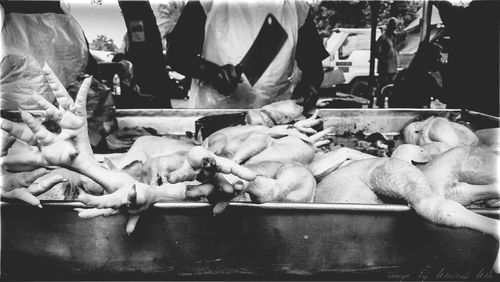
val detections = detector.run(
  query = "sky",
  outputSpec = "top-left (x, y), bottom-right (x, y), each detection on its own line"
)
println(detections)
top-left (68, 0), bottom-right (169, 48)
top-left (68, 0), bottom-right (127, 48)
top-left (67, 0), bottom-right (471, 49)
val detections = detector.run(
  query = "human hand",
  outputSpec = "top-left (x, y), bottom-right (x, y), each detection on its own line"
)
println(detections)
top-left (291, 84), bottom-right (319, 113)
top-left (211, 64), bottom-right (241, 95)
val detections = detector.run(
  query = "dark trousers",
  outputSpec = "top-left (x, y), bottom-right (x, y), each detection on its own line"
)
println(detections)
top-left (376, 72), bottom-right (397, 107)
top-left (119, 0), bottom-right (172, 108)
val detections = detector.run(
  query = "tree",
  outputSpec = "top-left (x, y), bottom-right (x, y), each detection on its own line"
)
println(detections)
top-left (90, 35), bottom-right (118, 52)
top-left (311, 0), bottom-right (422, 40)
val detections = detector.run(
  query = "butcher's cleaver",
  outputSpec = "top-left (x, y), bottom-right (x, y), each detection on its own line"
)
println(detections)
top-left (235, 14), bottom-right (288, 86)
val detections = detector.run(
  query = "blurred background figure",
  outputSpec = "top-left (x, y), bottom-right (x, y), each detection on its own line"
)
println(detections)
top-left (389, 42), bottom-right (446, 108)
top-left (375, 17), bottom-right (406, 107)
top-left (432, 0), bottom-right (499, 116)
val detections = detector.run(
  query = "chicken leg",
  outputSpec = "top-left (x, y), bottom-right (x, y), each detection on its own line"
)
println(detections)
top-left (420, 146), bottom-right (499, 207)
top-left (315, 157), bottom-right (499, 242)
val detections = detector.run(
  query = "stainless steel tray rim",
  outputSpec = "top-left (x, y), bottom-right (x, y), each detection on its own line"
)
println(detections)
top-left (2, 201), bottom-right (498, 215)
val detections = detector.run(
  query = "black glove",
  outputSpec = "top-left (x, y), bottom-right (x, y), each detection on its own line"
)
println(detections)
top-left (291, 83), bottom-right (319, 113)
top-left (213, 64), bottom-right (241, 95)
top-left (195, 57), bottom-right (241, 95)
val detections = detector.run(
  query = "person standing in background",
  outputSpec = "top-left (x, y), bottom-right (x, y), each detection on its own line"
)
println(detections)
top-left (375, 17), bottom-right (406, 107)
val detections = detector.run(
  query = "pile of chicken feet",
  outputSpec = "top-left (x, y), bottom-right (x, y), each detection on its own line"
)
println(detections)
top-left (0, 63), bottom-right (257, 234)
top-left (1, 64), bottom-right (498, 271)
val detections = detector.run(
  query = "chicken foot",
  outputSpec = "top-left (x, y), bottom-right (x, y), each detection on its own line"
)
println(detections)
top-left (1, 167), bottom-right (66, 207)
top-left (293, 109), bottom-right (322, 134)
top-left (2, 65), bottom-right (256, 233)
top-left (186, 161), bottom-right (316, 215)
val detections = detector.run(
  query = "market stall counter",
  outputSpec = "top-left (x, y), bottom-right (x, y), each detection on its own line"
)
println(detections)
top-left (1, 108), bottom-right (499, 280)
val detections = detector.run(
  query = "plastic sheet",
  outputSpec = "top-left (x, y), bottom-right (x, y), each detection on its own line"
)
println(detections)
top-left (1, 12), bottom-right (88, 110)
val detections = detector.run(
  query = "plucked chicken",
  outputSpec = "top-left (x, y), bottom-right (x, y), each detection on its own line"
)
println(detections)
top-left (403, 116), bottom-right (479, 147)
top-left (245, 99), bottom-right (304, 127)
top-left (417, 146), bottom-right (499, 207)
top-left (313, 146), bottom-right (498, 247)
top-left (108, 135), bottom-right (195, 170)
top-left (203, 124), bottom-right (331, 165)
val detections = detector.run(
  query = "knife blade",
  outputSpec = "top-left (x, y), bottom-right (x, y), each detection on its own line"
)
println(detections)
top-left (235, 14), bottom-right (288, 86)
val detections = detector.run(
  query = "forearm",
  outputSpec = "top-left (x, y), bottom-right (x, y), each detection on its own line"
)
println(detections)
top-left (169, 55), bottom-right (220, 81)
top-left (165, 0), bottom-right (206, 78)
top-left (297, 59), bottom-right (324, 90)
top-left (295, 9), bottom-right (328, 91)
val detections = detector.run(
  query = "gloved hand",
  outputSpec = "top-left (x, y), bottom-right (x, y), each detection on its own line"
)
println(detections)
top-left (291, 83), bottom-right (319, 113)
top-left (196, 57), bottom-right (241, 95)
top-left (213, 64), bottom-right (241, 95)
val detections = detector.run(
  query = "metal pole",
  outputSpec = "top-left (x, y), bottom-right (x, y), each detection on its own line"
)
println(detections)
top-left (369, 1), bottom-right (380, 84)
top-left (420, 0), bottom-right (432, 43)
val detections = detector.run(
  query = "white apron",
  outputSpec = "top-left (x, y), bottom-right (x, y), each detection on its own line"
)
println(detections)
top-left (189, 0), bottom-right (309, 108)
top-left (1, 10), bottom-right (88, 110)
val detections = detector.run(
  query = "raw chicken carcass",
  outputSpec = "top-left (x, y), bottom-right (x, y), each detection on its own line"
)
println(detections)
top-left (108, 136), bottom-right (195, 170)
top-left (309, 147), bottom-right (375, 181)
top-left (475, 128), bottom-right (500, 152)
top-left (247, 100), bottom-right (324, 135)
top-left (314, 152), bottom-right (499, 245)
top-left (186, 161), bottom-right (316, 206)
top-left (112, 151), bottom-right (189, 186)
top-left (246, 100), bottom-right (304, 127)
top-left (315, 144), bottom-right (499, 207)
top-left (404, 116), bottom-right (479, 147)
top-left (204, 125), bottom-right (332, 165)
top-left (241, 161), bottom-right (316, 203)
top-left (417, 146), bottom-right (499, 207)
top-left (36, 168), bottom-right (104, 200)
top-left (112, 135), bottom-right (319, 206)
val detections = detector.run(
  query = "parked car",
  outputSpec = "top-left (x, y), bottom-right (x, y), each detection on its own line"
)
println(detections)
top-left (321, 28), bottom-right (382, 98)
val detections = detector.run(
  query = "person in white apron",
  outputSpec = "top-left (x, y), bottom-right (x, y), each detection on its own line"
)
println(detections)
top-left (166, 0), bottom-right (328, 109)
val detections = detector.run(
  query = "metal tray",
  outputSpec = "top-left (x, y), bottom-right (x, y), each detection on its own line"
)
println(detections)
top-left (2, 108), bottom-right (499, 280)
top-left (114, 108), bottom-right (499, 135)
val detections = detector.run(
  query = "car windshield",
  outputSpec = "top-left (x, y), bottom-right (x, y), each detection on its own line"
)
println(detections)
top-left (339, 32), bottom-right (371, 59)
